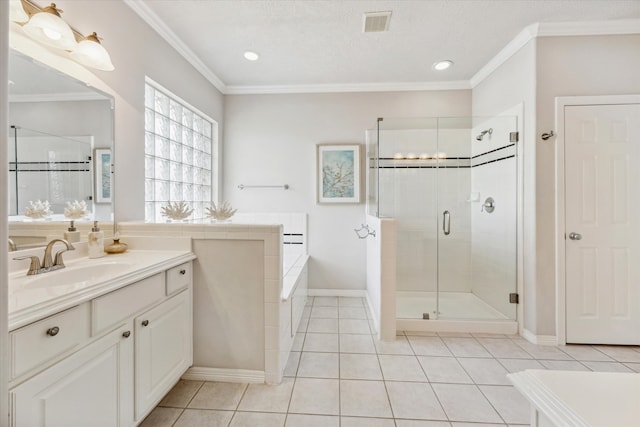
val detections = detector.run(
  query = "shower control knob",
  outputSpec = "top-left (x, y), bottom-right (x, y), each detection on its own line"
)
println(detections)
top-left (481, 197), bottom-right (495, 213)
top-left (568, 232), bottom-right (582, 241)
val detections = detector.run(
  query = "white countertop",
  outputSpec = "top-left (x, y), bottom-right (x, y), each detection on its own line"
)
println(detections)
top-left (509, 369), bottom-right (640, 427)
top-left (8, 237), bottom-right (195, 331)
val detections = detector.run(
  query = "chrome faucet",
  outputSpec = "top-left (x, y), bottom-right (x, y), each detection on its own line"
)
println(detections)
top-left (8, 239), bottom-right (17, 252)
top-left (13, 239), bottom-right (75, 276)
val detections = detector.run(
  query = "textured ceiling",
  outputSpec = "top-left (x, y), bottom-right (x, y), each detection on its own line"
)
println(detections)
top-left (132, 0), bottom-right (640, 91)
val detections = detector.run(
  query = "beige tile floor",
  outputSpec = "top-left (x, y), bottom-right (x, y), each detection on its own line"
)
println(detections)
top-left (142, 296), bottom-right (640, 427)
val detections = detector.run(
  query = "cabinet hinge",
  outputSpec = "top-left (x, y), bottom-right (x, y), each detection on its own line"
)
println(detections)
top-left (509, 131), bottom-right (519, 142)
top-left (509, 293), bottom-right (519, 304)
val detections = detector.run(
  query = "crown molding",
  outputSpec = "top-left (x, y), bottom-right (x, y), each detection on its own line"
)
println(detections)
top-left (470, 19), bottom-right (640, 88)
top-left (123, 0), bottom-right (227, 93)
top-left (225, 80), bottom-right (471, 95)
top-left (470, 23), bottom-right (539, 88)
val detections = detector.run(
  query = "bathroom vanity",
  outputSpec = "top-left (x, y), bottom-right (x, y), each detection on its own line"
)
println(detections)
top-left (7, 238), bottom-right (195, 427)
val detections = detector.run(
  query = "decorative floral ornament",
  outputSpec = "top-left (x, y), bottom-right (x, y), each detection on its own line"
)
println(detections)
top-left (206, 201), bottom-right (237, 221)
top-left (24, 200), bottom-right (53, 219)
top-left (63, 200), bottom-right (88, 219)
top-left (161, 201), bottom-right (193, 220)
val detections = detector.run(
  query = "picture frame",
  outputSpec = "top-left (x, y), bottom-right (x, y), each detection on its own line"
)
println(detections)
top-left (317, 143), bottom-right (361, 204)
top-left (94, 148), bottom-right (112, 204)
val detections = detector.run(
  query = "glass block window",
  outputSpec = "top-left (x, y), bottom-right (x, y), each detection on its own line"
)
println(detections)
top-left (144, 79), bottom-right (218, 222)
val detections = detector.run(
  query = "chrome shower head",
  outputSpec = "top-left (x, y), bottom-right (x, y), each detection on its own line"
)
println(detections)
top-left (475, 128), bottom-right (493, 141)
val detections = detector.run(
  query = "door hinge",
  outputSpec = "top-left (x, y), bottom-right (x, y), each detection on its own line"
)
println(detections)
top-left (422, 312), bottom-right (430, 320)
top-left (509, 293), bottom-right (519, 304)
top-left (509, 131), bottom-right (519, 142)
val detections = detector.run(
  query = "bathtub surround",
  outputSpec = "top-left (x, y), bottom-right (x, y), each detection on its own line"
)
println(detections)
top-left (119, 213), bottom-right (309, 384)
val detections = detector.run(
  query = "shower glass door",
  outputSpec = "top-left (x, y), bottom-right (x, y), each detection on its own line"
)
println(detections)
top-left (375, 116), bottom-right (518, 322)
top-left (377, 117), bottom-right (439, 319)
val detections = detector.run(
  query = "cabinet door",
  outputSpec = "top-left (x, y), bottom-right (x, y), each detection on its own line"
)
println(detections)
top-left (10, 324), bottom-right (134, 427)
top-left (135, 289), bottom-right (192, 421)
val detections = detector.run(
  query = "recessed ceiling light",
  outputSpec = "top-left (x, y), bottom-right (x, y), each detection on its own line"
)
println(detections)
top-left (244, 51), bottom-right (259, 61)
top-left (433, 60), bottom-right (453, 71)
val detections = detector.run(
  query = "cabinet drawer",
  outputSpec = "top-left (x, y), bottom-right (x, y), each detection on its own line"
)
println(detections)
top-left (166, 262), bottom-right (191, 295)
top-left (11, 303), bottom-right (90, 379)
top-left (92, 273), bottom-right (165, 336)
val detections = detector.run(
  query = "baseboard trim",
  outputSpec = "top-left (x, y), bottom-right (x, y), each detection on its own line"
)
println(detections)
top-left (182, 367), bottom-right (265, 383)
top-left (308, 289), bottom-right (367, 298)
top-left (521, 328), bottom-right (558, 346)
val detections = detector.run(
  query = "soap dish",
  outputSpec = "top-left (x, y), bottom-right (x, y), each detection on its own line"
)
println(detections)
top-left (105, 238), bottom-right (128, 254)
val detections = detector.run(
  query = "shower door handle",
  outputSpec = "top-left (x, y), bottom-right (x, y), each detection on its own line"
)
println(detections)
top-left (443, 211), bottom-right (451, 236)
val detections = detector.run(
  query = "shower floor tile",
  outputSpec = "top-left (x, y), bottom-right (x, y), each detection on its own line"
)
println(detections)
top-left (146, 297), bottom-right (640, 427)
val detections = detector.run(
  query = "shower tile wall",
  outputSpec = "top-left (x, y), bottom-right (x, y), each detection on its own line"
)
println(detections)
top-left (470, 118), bottom-right (518, 320)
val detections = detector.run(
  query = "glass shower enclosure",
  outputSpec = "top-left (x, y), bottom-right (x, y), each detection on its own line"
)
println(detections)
top-left (367, 116), bottom-right (518, 322)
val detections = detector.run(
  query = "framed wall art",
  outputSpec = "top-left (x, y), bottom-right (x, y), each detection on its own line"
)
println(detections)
top-left (317, 143), bottom-right (360, 204)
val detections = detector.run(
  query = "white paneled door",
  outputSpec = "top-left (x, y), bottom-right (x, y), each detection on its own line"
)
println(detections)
top-left (565, 103), bottom-right (640, 344)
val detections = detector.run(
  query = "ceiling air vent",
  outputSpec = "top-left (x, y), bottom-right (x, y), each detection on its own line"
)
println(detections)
top-left (363, 11), bottom-right (391, 33)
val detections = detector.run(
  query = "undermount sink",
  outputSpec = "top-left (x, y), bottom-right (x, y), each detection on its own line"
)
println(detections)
top-left (17, 261), bottom-right (135, 290)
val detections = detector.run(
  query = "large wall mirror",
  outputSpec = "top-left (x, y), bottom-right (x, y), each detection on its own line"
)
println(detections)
top-left (8, 48), bottom-right (115, 248)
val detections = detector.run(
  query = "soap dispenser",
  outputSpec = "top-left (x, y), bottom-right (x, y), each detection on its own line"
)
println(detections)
top-left (88, 221), bottom-right (105, 258)
top-left (64, 220), bottom-right (81, 243)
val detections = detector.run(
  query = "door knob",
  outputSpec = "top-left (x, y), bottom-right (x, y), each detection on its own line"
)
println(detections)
top-left (568, 232), bottom-right (582, 240)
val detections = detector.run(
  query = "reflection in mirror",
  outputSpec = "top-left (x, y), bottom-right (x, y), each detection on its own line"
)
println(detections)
top-left (9, 126), bottom-right (94, 218)
top-left (8, 48), bottom-right (114, 248)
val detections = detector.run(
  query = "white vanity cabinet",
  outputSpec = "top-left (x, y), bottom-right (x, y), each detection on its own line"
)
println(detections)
top-left (10, 322), bottom-right (135, 427)
top-left (135, 288), bottom-right (191, 420)
top-left (8, 261), bottom-right (193, 427)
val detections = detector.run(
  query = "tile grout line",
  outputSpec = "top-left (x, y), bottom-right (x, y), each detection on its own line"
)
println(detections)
top-left (169, 380), bottom-right (207, 426)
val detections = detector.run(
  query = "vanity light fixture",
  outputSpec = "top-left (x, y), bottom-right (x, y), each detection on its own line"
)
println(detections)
top-left (10, 0), bottom-right (29, 23)
top-left (70, 32), bottom-right (115, 71)
top-left (244, 51), bottom-right (260, 61)
top-left (22, 3), bottom-right (77, 51)
top-left (433, 60), bottom-right (453, 71)
top-left (15, 0), bottom-right (115, 71)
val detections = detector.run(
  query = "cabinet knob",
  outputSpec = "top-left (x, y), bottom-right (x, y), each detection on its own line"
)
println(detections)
top-left (122, 330), bottom-right (131, 338)
top-left (46, 327), bottom-right (60, 337)
top-left (141, 320), bottom-right (149, 327)
top-left (179, 269), bottom-right (186, 275)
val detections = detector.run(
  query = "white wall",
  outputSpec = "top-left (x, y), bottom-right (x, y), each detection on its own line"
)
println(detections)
top-left (224, 90), bottom-right (471, 291)
top-left (533, 34), bottom-right (640, 336)
top-left (473, 34), bottom-right (640, 337)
